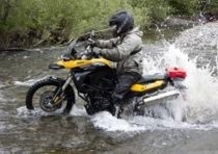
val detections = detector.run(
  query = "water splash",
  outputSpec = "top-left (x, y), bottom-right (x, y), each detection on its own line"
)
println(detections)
top-left (70, 105), bottom-right (87, 116)
top-left (143, 44), bottom-right (218, 122)
top-left (91, 43), bottom-right (218, 131)
top-left (17, 106), bottom-right (51, 118)
top-left (91, 111), bottom-right (145, 132)
top-left (91, 111), bottom-right (214, 132)
top-left (175, 22), bottom-right (218, 51)
top-left (164, 45), bottom-right (218, 123)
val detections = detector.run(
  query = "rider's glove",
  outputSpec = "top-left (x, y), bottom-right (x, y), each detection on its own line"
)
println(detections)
top-left (87, 38), bottom-right (98, 47)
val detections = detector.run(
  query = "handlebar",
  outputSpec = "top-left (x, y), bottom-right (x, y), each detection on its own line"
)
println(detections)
top-left (65, 27), bottom-right (111, 60)
top-left (77, 45), bottom-right (100, 59)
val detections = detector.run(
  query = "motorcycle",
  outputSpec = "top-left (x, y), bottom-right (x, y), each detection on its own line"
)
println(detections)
top-left (25, 36), bottom-right (187, 117)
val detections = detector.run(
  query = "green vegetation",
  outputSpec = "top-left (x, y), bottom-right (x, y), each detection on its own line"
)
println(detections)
top-left (0, 0), bottom-right (218, 49)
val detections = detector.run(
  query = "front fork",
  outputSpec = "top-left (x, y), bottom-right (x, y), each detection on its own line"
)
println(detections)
top-left (61, 76), bottom-right (72, 91)
top-left (52, 76), bottom-right (72, 105)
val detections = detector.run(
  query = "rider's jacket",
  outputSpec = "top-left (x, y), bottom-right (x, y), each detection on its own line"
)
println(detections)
top-left (95, 27), bottom-right (143, 74)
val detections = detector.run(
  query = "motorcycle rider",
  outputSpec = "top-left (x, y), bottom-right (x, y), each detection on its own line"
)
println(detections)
top-left (90, 10), bottom-right (143, 105)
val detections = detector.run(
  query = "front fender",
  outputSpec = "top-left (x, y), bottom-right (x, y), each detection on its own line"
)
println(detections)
top-left (47, 76), bottom-right (66, 85)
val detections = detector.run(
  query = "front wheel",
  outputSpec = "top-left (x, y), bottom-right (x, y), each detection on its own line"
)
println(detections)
top-left (25, 77), bottom-right (75, 114)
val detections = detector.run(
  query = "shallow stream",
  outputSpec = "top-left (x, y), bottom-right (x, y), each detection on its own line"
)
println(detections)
top-left (1, 23), bottom-right (218, 153)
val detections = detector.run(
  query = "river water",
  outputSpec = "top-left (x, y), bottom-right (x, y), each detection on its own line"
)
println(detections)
top-left (1, 23), bottom-right (218, 153)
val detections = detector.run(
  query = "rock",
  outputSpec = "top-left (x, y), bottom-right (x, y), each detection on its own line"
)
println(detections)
top-left (163, 16), bottom-right (198, 28)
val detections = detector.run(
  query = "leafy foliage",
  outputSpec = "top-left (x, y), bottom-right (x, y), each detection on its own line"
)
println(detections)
top-left (0, 0), bottom-right (218, 48)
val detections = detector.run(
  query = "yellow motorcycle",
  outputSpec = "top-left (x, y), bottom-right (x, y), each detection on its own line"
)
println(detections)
top-left (25, 38), bottom-right (187, 117)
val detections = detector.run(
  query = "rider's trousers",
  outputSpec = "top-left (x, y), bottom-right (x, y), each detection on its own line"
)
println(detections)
top-left (112, 72), bottom-right (141, 104)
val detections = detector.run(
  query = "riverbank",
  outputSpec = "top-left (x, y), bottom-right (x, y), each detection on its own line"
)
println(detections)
top-left (1, 0), bottom-right (217, 51)
top-left (0, 19), bottom-right (202, 51)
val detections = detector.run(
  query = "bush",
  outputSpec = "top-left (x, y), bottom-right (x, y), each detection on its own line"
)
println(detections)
top-left (0, 0), bottom-right (146, 48)
top-left (0, 0), bottom-right (137, 46)
top-left (0, 0), bottom-right (218, 48)
top-left (129, 0), bottom-right (172, 25)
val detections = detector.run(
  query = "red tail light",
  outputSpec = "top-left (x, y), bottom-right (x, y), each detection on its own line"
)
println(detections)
top-left (166, 67), bottom-right (187, 79)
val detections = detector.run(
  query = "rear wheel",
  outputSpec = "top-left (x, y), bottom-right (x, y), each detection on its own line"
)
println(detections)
top-left (26, 78), bottom-right (75, 114)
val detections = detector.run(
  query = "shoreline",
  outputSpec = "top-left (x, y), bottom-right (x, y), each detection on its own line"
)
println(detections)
top-left (0, 18), bottom-right (217, 52)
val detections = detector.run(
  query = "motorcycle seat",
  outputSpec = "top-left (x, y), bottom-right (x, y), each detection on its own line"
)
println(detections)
top-left (138, 73), bottom-right (166, 83)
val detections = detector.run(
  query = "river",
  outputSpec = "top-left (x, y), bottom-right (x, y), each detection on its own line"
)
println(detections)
top-left (0, 23), bottom-right (218, 153)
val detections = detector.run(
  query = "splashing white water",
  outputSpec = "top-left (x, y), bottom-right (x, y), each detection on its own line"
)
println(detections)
top-left (70, 105), bottom-right (87, 116)
top-left (164, 45), bottom-right (218, 122)
top-left (142, 44), bottom-right (218, 122)
top-left (91, 111), bottom-right (213, 132)
top-left (16, 106), bottom-right (49, 118)
top-left (92, 112), bottom-right (145, 132)
top-left (91, 44), bottom-right (218, 131)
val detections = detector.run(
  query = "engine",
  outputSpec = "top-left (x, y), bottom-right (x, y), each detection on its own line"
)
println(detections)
top-left (85, 95), bottom-right (113, 115)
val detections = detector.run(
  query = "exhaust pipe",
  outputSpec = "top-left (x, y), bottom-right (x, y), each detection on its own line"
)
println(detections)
top-left (139, 90), bottom-right (180, 106)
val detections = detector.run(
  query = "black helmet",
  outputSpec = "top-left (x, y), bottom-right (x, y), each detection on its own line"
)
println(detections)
top-left (109, 11), bottom-right (134, 36)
